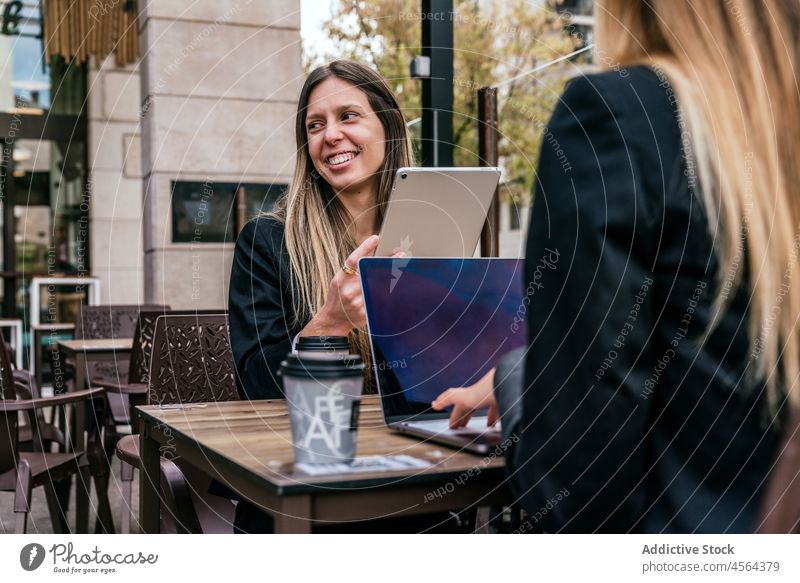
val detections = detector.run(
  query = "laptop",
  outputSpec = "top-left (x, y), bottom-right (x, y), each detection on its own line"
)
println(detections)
top-left (359, 257), bottom-right (526, 454)
top-left (375, 167), bottom-right (501, 257)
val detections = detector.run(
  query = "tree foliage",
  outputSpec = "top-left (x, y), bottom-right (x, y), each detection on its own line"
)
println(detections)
top-left (306, 0), bottom-right (580, 203)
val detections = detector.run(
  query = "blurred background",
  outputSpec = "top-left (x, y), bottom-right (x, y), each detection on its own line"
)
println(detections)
top-left (0, 0), bottom-right (593, 374)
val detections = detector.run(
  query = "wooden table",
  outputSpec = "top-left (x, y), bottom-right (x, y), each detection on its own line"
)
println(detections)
top-left (137, 397), bottom-right (509, 533)
top-left (57, 337), bottom-right (134, 393)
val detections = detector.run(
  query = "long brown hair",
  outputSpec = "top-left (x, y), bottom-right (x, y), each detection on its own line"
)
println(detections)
top-left (270, 60), bottom-right (414, 369)
top-left (595, 0), bottom-right (800, 411)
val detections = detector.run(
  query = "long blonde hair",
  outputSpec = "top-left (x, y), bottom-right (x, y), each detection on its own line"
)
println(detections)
top-left (270, 60), bottom-right (414, 371)
top-left (595, 0), bottom-right (800, 411)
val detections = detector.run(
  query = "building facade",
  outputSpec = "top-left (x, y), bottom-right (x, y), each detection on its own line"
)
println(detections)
top-left (1, 0), bottom-right (566, 370)
top-left (0, 0), bottom-right (303, 331)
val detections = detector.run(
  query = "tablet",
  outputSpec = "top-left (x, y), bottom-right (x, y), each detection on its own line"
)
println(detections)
top-left (376, 167), bottom-right (501, 257)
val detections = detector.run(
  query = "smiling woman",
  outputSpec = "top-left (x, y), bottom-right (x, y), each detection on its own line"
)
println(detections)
top-left (226, 59), bottom-right (414, 533)
top-left (305, 90), bottom-right (378, 162)
top-left (303, 76), bottom-right (389, 241)
top-left (229, 58), bottom-right (413, 398)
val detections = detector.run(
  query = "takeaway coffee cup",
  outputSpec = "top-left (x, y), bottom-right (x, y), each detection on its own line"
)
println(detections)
top-left (280, 354), bottom-right (364, 465)
top-left (295, 336), bottom-right (350, 360)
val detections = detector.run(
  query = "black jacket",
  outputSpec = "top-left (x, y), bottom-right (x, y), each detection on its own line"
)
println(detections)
top-left (229, 216), bottom-right (305, 400)
top-left (496, 66), bottom-right (781, 533)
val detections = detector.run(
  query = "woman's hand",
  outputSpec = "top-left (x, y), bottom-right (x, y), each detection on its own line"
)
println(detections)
top-left (300, 235), bottom-right (379, 337)
top-left (431, 368), bottom-right (498, 429)
top-left (300, 235), bottom-right (406, 338)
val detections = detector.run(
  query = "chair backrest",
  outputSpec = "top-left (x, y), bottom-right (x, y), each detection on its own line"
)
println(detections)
top-left (75, 304), bottom-right (168, 341)
top-left (0, 335), bottom-right (18, 475)
top-left (144, 313), bottom-right (237, 534)
top-left (756, 410), bottom-right (800, 533)
top-left (129, 309), bottom-right (225, 386)
top-left (73, 304), bottom-right (167, 381)
top-left (147, 314), bottom-right (237, 405)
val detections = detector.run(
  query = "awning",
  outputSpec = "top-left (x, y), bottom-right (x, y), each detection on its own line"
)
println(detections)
top-left (42, 0), bottom-right (139, 66)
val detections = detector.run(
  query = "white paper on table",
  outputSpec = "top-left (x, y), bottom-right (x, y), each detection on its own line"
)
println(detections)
top-left (295, 454), bottom-right (431, 476)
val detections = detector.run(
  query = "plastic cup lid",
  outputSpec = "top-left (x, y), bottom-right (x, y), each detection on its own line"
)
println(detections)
top-left (280, 353), bottom-right (364, 379)
top-left (295, 336), bottom-right (350, 352)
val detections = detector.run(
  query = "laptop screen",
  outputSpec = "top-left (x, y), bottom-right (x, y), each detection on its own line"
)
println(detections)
top-left (359, 257), bottom-right (527, 423)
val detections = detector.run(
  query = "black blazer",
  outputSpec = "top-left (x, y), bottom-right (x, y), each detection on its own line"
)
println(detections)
top-left (228, 216), bottom-right (305, 400)
top-left (496, 66), bottom-right (781, 533)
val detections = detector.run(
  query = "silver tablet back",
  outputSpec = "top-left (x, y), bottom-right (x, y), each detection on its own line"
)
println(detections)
top-left (376, 167), bottom-right (501, 257)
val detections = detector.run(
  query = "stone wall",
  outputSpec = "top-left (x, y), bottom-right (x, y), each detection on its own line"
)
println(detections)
top-left (87, 54), bottom-right (145, 304)
top-left (138, 0), bottom-right (302, 308)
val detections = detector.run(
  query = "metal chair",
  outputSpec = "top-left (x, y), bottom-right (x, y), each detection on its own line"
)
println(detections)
top-left (89, 308), bottom-right (172, 458)
top-left (92, 309), bottom-right (228, 413)
top-left (91, 309), bottom-right (229, 532)
top-left (13, 374), bottom-right (67, 453)
top-left (73, 304), bottom-right (167, 420)
top-left (0, 335), bottom-right (110, 533)
top-left (115, 313), bottom-right (238, 533)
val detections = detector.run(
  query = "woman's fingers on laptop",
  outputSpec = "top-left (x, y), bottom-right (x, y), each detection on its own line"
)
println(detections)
top-left (431, 388), bottom-right (457, 413)
top-left (431, 388), bottom-right (474, 429)
top-left (451, 404), bottom-right (476, 429)
top-left (487, 402), bottom-right (499, 427)
top-left (432, 388), bottom-right (478, 428)
top-left (432, 378), bottom-right (499, 429)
